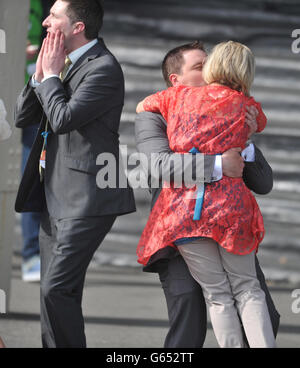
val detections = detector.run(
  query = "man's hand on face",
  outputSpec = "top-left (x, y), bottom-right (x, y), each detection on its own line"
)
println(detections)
top-left (245, 105), bottom-right (258, 139)
top-left (34, 36), bottom-right (46, 83)
top-left (42, 30), bottom-right (66, 78)
top-left (222, 147), bottom-right (245, 178)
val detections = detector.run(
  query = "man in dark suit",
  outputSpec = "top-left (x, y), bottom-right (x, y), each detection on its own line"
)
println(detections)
top-left (15, 0), bottom-right (135, 347)
top-left (135, 41), bottom-right (280, 347)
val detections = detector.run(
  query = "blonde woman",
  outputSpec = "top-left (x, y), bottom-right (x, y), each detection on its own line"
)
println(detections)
top-left (136, 41), bottom-right (276, 348)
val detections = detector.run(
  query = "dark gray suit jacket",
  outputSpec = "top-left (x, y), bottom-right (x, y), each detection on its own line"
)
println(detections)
top-left (135, 112), bottom-right (273, 272)
top-left (15, 39), bottom-right (136, 219)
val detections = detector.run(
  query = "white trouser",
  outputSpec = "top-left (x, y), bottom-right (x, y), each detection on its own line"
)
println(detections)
top-left (178, 238), bottom-right (276, 348)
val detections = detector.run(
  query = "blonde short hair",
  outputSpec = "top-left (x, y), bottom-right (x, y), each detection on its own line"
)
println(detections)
top-left (202, 41), bottom-right (255, 96)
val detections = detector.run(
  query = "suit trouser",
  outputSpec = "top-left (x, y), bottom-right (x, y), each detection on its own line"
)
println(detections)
top-left (178, 238), bottom-right (276, 348)
top-left (21, 144), bottom-right (41, 261)
top-left (159, 252), bottom-right (280, 348)
top-left (39, 211), bottom-right (116, 348)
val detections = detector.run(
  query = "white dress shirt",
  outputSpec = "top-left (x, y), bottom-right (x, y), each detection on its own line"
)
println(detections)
top-left (212, 142), bottom-right (255, 181)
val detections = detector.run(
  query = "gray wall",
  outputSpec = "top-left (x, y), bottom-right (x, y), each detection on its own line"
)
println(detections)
top-left (0, 0), bottom-right (29, 310)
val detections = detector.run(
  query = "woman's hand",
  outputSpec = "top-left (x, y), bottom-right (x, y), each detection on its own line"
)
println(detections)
top-left (136, 100), bottom-right (146, 113)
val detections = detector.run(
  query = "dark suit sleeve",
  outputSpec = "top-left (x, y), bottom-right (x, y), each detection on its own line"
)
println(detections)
top-left (243, 145), bottom-right (273, 194)
top-left (34, 63), bottom-right (123, 134)
top-left (135, 112), bottom-right (216, 185)
top-left (15, 81), bottom-right (44, 128)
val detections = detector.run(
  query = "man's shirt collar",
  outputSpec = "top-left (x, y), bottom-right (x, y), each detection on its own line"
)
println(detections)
top-left (68, 39), bottom-right (98, 66)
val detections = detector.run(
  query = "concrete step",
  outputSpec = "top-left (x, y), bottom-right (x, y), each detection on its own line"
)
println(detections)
top-left (109, 44), bottom-right (300, 71)
top-left (103, 1), bottom-right (300, 40)
top-left (257, 196), bottom-right (300, 226)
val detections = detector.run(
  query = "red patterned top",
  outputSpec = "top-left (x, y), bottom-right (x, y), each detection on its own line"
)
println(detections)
top-left (137, 84), bottom-right (267, 266)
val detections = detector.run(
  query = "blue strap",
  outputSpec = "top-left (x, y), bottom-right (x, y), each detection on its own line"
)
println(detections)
top-left (193, 183), bottom-right (205, 220)
top-left (189, 147), bottom-right (199, 155)
top-left (41, 131), bottom-right (50, 147)
top-left (189, 147), bottom-right (205, 221)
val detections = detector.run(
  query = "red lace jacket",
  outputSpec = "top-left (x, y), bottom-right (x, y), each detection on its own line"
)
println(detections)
top-left (137, 84), bottom-right (267, 266)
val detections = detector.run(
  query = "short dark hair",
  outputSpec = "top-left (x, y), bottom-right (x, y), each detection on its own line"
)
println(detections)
top-left (162, 41), bottom-right (206, 87)
top-left (63, 0), bottom-right (104, 40)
